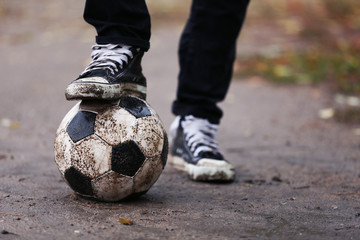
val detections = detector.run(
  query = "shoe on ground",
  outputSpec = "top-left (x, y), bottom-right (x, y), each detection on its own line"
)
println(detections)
top-left (65, 44), bottom-right (147, 101)
top-left (168, 115), bottom-right (235, 182)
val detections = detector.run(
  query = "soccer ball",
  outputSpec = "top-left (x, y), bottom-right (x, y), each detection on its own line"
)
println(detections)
top-left (54, 96), bottom-right (168, 202)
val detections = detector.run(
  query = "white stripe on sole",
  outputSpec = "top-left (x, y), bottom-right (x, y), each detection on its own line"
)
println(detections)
top-left (168, 155), bottom-right (235, 181)
top-left (65, 79), bottom-right (146, 100)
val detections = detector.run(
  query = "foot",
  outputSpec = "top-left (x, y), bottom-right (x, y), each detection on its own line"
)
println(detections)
top-left (168, 115), bottom-right (235, 182)
top-left (65, 44), bottom-right (147, 101)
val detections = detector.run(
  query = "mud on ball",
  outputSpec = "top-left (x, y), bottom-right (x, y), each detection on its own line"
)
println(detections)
top-left (54, 96), bottom-right (168, 202)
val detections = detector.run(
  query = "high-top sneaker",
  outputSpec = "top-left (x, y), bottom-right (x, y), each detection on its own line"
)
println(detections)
top-left (65, 44), bottom-right (147, 100)
top-left (169, 115), bottom-right (235, 182)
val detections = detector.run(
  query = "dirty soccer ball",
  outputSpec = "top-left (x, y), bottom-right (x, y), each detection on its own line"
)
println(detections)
top-left (54, 97), bottom-right (168, 202)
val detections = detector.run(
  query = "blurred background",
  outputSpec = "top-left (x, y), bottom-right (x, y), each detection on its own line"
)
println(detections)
top-left (150, 0), bottom-right (360, 92)
top-left (0, 0), bottom-right (359, 124)
top-left (150, 0), bottom-right (360, 124)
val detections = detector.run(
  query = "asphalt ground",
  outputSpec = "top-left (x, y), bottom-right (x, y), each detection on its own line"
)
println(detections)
top-left (0, 1), bottom-right (359, 239)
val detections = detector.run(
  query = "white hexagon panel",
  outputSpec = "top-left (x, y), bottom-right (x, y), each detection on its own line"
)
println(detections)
top-left (134, 116), bottom-right (165, 158)
top-left (92, 171), bottom-right (134, 202)
top-left (95, 107), bottom-right (137, 146)
top-left (71, 135), bottom-right (112, 178)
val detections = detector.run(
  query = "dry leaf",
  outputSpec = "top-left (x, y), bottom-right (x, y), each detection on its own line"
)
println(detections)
top-left (318, 108), bottom-right (334, 119)
top-left (1, 118), bottom-right (20, 129)
top-left (119, 217), bottom-right (132, 225)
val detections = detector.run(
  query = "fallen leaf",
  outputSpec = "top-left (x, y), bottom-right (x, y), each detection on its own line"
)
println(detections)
top-left (347, 96), bottom-right (360, 107)
top-left (119, 217), bottom-right (132, 225)
top-left (1, 118), bottom-right (11, 128)
top-left (10, 122), bottom-right (20, 130)
top-left (1, 118), bottom-right (20, 129)
top-left (318, 108), bottom-right (334, 119)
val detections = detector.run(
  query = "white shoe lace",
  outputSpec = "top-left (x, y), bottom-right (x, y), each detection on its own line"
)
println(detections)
top-left (82, 44), bottom-right (138, 75)
top-left (181, 115), bottom-right (220, 157)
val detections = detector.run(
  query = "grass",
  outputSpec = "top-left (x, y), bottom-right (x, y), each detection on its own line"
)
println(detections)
top-left (236, 44), bottom-right (360, 95)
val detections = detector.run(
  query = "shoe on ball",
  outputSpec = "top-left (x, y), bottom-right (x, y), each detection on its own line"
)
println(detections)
top-left (65, 44), bottom-right (147, 101)
top-left (168, 115), bottom-right (235, 182)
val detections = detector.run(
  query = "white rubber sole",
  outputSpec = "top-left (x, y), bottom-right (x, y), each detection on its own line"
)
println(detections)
top-left (168, 155), bottom-right (235, 182)
top-left (65, 77), bottom-right (146, 100)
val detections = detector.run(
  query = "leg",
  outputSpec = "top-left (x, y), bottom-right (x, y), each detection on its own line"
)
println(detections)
top-left (169, 0), bottom-right (250, 181)
top-left (172, 0), bottom-right (250, 124)
top-left (65, 0), bottom-right (151, 101)
top-left (84, 0), bottom-right (151, 51)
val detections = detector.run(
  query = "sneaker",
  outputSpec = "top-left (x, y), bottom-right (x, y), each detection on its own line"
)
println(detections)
top-left (168, 115), bottom-right (235, 182)
top-left (65, 44), bottom-right (147, 101)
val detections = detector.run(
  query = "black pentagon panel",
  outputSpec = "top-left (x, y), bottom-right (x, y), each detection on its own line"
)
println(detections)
top-left (67, 111), bottom-right (97, 143)
top-left (161, 133), bottom-right (169, 169)
top-left (111, 141), bottom-right (146, 177)
top-left (118, 96), bottom-right (151, 118)
top-left (64, 166), bottom-right (93, 196)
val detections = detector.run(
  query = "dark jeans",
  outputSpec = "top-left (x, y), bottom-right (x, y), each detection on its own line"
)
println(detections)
top-left (84, 0), bottom-right (250, 124)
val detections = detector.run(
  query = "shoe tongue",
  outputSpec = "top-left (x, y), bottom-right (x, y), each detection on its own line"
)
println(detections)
top-left (198, 151), bottom-right (224, 160)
